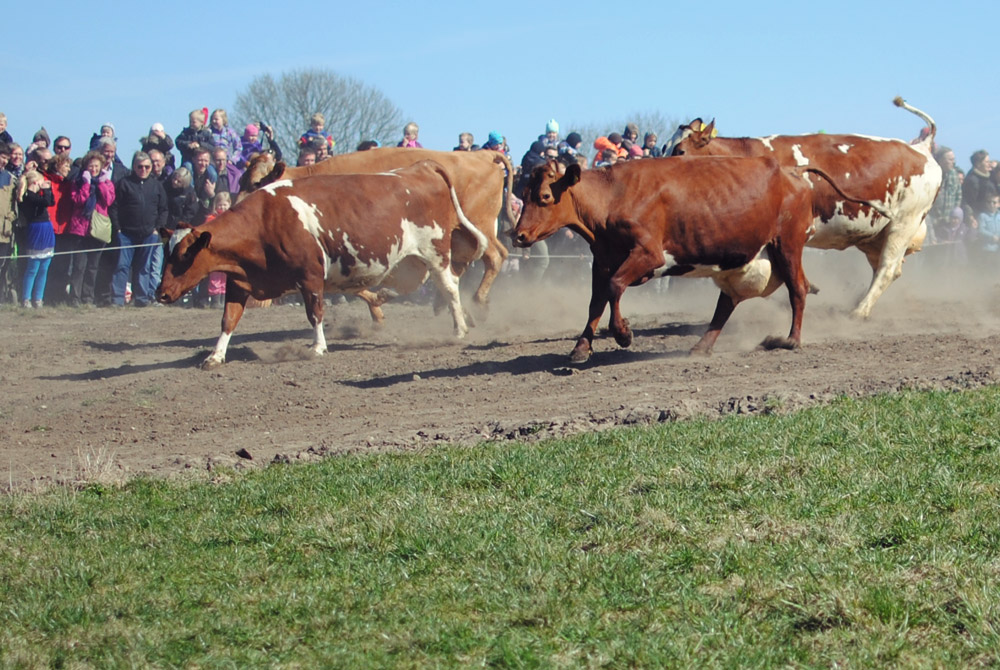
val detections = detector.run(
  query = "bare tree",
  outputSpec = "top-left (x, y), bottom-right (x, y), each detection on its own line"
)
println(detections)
top-left (233, 68), bottom-right (406, 155)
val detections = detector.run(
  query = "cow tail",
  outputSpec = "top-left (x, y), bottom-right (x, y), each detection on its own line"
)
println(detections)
top-left (431, 163), bottom-right (489, 260)
top-left (893, 96), bottom-right (937, 145)
top-left (493, 153), bottom-right (518, 232)
top-left (801, 167), bottom-right (894, 219)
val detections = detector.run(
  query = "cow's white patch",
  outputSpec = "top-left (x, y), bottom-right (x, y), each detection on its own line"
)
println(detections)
top-left (261, 179), bottom-right (293, 195)
top-left (287, 195), bottom-right (330, 278)
top-left (168, 227), bottom-right (193, 254)
top-left (759, 136), bottom-right (778, 152)
top-left (837, 144), bottom-right (851, 154)
top-left (791, 145), bottom-right (809, 166)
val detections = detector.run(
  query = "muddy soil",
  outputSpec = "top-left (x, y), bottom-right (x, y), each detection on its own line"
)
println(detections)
top-left (3, 248), bottom-right (998, 491)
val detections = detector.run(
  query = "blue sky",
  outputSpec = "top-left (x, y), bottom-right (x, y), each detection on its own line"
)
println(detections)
top-left (5, 1), bottom-right (995, 169)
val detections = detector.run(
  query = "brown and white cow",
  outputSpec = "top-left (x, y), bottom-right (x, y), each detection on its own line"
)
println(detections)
top-left (513, 158), bottom-right (883, 363)
top-left (664, 97), bottom-right (943, 319)
top-left (239, 147), bottom-right (515, 321)
top-left (156, 160), bottom-right (487, 369)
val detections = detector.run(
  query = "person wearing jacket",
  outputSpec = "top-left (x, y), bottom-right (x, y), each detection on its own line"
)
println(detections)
top-left (112, 151), bottom-right (167, 307)
top-left (66, 151), bottom-right (115, 307)
top-left (175, 108), bottom-right (215, 167)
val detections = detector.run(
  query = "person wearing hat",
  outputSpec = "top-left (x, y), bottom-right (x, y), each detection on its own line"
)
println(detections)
top-left (88, 123), bottom-right (117, 151)
top-left (237, 122), bottom-right (282, 169)
top-left (140, 123), bottom-right (176, 171)
top-left (539, 119), bottom-right (560, 149)
top-left (557, 132), bottom-right (583, 157)
top-left (482, 131), bottom-right (508, 157)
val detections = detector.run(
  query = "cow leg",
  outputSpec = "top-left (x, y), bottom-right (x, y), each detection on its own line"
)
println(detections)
top-left (356, 288), bottom-right (387, 326)
top-left (765, 241), bottom-right (809, 349)
top-left (427, 264), bottom-right (469, 339)
top-left (852, 219), bottom-right (920, 320)
top-left (470, 238), bottom-right (508, 311)
top-left (301, 286), bottom-right (327, 355)
top-left (202, 284), bottom-right (249, 369)
top-left (570, 270), bottom-right (612, 363)
top-left (691, 291), bottom-right (738, 355)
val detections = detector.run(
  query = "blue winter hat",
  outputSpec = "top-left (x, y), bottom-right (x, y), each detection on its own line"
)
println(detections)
top-left (546, 119), bottom-right (559, 134)
top-left (486, 131), bottom-right (504, 147)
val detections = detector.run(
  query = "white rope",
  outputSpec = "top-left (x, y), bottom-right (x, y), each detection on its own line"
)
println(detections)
top-left (0, 241), bottom-right (161, 261)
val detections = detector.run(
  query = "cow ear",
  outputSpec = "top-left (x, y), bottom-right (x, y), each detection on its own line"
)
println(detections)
top-left (563, 163), bottom-right (582, 187)
top-left (689, 118), bottom-right (702, 131)
top-left (191, 230), bottom-right (211, 253)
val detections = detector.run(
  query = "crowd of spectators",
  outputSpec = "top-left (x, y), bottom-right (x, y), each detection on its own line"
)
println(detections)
top-left (0, 108), bottom-right (995, 308)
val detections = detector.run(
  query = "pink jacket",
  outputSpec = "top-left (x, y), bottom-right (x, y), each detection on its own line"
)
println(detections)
top-left (67, 175), bottom-right (116, 237)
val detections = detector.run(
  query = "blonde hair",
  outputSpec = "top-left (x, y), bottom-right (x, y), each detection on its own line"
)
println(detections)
top-left (404, 122), bottom-right (419, 136)
top-left (189, 108), bottom-right (206, 125)
top-left (310, 112), bottom-right (325, 125)
top-left (212, 191), bottom-right (232, 209)
top-left (17, 170), bottom-right (43, 202)
top-left (211, 108), bottom-right (229, 126)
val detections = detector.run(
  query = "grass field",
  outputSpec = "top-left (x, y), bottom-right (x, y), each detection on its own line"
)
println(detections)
top-left (4, 388), bottom-right (1000, 668)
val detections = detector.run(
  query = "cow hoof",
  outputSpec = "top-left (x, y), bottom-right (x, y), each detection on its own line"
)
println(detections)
top-left (850, 308), bottom-right (872, 321)
top-left (688, 345), bottom-right (712, 357)
top-left (614, 329), bottom-right (633, 348)
top-left (569, 347), bottom-right (591, 363)
top-left (200, 356), bottom-right (225, 370)
top-left (759, 335), bottom-right (799, 351)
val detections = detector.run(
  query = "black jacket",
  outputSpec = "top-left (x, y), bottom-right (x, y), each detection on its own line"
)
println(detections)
top-left (115, 174), bottom-right (167, 238)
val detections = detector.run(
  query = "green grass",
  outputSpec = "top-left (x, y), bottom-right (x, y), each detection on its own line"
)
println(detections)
top-left (4, 388), bottom-right (1000, 668)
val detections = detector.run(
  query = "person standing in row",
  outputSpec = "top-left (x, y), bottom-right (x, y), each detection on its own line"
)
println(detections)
top-left (112, 152), bottom-right (167, 307)
top-left (17, 170), bottom-right (55, 308)
top-left (66, 151), bottom-right (115, 307)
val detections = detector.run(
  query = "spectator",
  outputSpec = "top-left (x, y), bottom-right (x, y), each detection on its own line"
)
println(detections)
top-left (184, 145), bottom-right (217, 225)
top-left (963, 149), bottom-right (997, 223)
top-left (977, 194), bottom-right (1000, 255)
top-left (92, 137), bottom-right (129, 306)
top-left (66, 151), bottom-right (115, 307)
top-left (43, 153), bottom-right (75, 305)
top-left (397, 121), bottom-right (423, 148)
top-left (25, 146), bottom-right (53, 174)
top-left (482, 131), bottom-right (508, 158)
top-left (592, 133), bottom-right (625, 167)
top-left (0, 112), bottom-right (12, 145)
top-left (27, 128), bottom-right (51, 158)
top-left (16, 170), bottom-right (55, 308)
top-left (112, 151), bottom-right (167, 307)
top-left (937, 206), bottom-right (971, 270)
top-left (96, 137), bottom-right (128, 181)
top-left (176, 108), bottom-right (214, 166)
top-left (88, 122), bottom-right (116, 150)
top-left (643, 132), bottom-right (662, 158)
top-left (595, 148), bottom-right (619, 168)
top-left (6, 143), bottom-right (25, 178)
top-left (539, 119), bottom-right (559, 149)
top-left (622, 122), bottom-right (640, 150)
top-left (164, 167), bottom-right (199, 228)
top-left (299, 113), bottom-right (334, 153)
top-left (557, 132), bottom-right (583, 157)
top-left (208, 108), bottom-right (242, 162)
top-left (211, 146), bottom-right (242, 197)
top-left (237, 122), bottom-right (282, 168)
top-left (140, 123), bottom-right (176, 171)
top-left (929, 146), bottom-right (963, 242)
top-left (0, 145), bottom-right (15, 303)
top-left (313, 137), bottom-right (331, 162)
top-left (297, 147), bottom-right (317, 167)
top-left (148, 149), bottom-right (170, 182)
top-left (52, 136), bottom-right (72, 158)
top-left (204, 191), bottom-right (233, 308)
top-left (454, 132), bottom-right (476, 151)
top-left (356, 140), bottom-right (380, 151)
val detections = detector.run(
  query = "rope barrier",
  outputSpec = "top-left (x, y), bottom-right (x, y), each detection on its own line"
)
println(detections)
top-left (0, 241), bottom-right (161, 261)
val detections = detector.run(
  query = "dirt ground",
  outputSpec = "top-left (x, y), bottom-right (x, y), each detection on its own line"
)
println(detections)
top-left (3, 247), bottom-right (999, 491)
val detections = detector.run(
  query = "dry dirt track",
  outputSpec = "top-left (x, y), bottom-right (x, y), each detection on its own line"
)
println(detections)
top-left (3, 248), bottom-right (999, 491)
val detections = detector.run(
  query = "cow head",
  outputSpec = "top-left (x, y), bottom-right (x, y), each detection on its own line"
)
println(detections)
top-left (156, 225), bottom-right (215, 304)
top-left (512, 160), bottom-right (582, 247)
top-left (665, 118), bottom-right (716, 156)
top-left (236, 152), bottom-right (282, 196)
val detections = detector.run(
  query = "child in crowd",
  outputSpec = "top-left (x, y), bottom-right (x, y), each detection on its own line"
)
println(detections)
top-left (176, 109), bottom-right (214, 166)
top-left (0, 112), bottom-right (12, 145)
top-left (454, 132), bottom-right (475, 151)
top-left (204, 191), bottom-right (232, 308)
top-left (17, 170), bottom-right (56, 308)
top-left (977, 195), bottom-right (1000, 254)
top-left (140, 123), bottom-right (176, 170)
top-left (299, 113), bottom-right (335, 153)
top-left (398, 122), bottom-right (422, 148)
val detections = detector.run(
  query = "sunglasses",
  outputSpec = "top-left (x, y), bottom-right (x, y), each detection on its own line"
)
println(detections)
top-left (55, 145), bottom-right (71, 151)
top-left (135, 164), bottom-right (152, 170)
